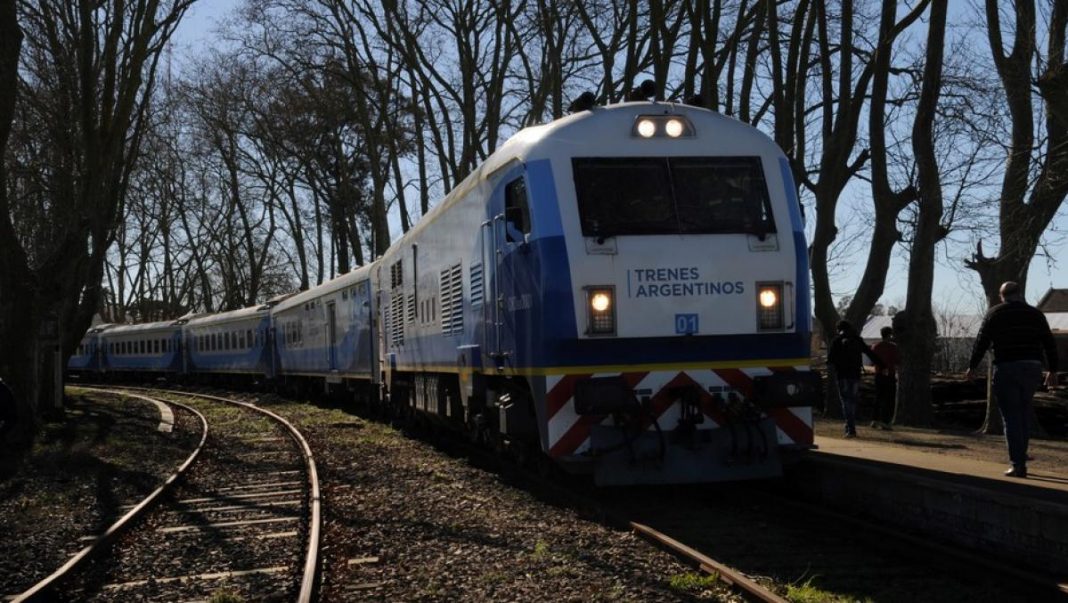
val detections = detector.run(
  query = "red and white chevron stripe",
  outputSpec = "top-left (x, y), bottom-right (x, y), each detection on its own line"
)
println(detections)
top-left (544, 366), bottom-right (814, 458)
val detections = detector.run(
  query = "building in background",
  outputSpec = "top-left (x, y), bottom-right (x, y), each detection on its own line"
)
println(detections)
top-left (1037, 289), bottom-right (1068, 378)
top-left (861, 314), bottom-right (984, 373)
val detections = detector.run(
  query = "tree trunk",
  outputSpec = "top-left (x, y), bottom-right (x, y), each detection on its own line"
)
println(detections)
top-left (967, 0), bottom-right (1067, 436)
top-left (0, 0), bottom-right (36, 443)
top-left (895, 0), bottom-right (946, 428)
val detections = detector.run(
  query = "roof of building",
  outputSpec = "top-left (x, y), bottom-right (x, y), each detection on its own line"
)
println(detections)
top-left (861, 314), bottom-right (983, 340)
top-left (1047, 312), bottom-right (1068, 331)
top-left (861, 310), bottom-right (1068, 338)
top-left (1037, 288), bottom-right (1068, 312)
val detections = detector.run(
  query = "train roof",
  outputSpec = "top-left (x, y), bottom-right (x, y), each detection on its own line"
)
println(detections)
top-left (272, 263), bottom-right (375, 314)
top-left (100, 319), bottom-right (184, 336)
top-left (385, 101), bottom-right (782, 251)
top-left (184, 304), bottom-right (271, 328)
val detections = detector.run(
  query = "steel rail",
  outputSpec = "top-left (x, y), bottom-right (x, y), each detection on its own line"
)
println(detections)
top-left (151, 389), bottom-right (322, 603)
top-left (628, 521), bottom-right (788, 603)
top-left (749, 485), bottom-right (1068, 599)
top-left (15, 389), bottom-right (209, 603)
top-left (397, 410), bottom-right (788, 602)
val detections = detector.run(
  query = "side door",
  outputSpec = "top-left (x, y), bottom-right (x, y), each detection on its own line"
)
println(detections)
top-left (480, 204), bottom-right (503, 366)
top-left (327, 301), bottom-right (338, 371)
top-left (481, 168), bottom-right (532, 369)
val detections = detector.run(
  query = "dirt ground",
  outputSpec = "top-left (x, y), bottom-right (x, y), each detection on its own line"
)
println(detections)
top-left (815, 377), bottom-right (1068, 475)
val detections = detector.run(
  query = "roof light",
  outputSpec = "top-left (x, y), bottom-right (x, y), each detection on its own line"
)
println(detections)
top-left (631, 115), bottom-right (695, 138)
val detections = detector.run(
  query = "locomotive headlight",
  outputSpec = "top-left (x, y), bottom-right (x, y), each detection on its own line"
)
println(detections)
top-left (586, 287), bottom-right (616, 335)
top-left (759, 288), bottom-right (778, 308)
top-left (756, 283), bottom-right (784, 330)
top-left (665, 118), bottom-right (684, 138)
top-left (591, 292), bottom-right (611, 313)
top-left (636, 119), bottom-right (656, 138)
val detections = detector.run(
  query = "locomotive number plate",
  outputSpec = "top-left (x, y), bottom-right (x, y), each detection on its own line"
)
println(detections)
top-left (675, 314), bottom-right (699, 335)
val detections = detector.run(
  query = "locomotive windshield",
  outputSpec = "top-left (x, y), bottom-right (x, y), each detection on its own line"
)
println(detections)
top-left (572, 156), bottom-right (776, 237)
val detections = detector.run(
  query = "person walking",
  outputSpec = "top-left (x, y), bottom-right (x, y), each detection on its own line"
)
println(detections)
top-left (871, 326), bottom-right (900, 430)
top-left (965, 281), bottom-right (1059, 478)
top-left (827, 320), bottom-right (883, 438)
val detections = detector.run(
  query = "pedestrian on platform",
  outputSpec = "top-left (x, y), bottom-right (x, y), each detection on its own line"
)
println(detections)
top-left (871, 326), bottom-right (900, 430)
top-left (965, 281), bottom-right (1059, 478)
top-left (827, 320), bottom-right (883, 439)
top-left (0, 377), bottom-right (16, 441)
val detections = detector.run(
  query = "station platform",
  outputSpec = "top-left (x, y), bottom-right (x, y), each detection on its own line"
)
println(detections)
top-left (782, 428), bottom-right (1068, 578)
top-left (815, 434), bottom-right (1068, 498)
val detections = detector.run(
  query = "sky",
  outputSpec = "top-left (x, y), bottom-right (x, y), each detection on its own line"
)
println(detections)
top-left (169, 1), bottom-right (1068, 312)
top-left (172, 1), bottom-right (236, 51)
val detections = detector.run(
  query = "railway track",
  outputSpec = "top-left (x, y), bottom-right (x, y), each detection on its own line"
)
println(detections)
top-left (30, 384), bottom-right (1060, 601)
top-left (14, 387), bottom-right (321, 602)
top-left (389, 404), bottom-right (1063, 602)
top-left (608, 483), bottom-right (1065, 602)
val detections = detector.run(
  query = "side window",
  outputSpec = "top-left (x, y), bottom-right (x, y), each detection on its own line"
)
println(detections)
top-left (504, 177), bottom-right (532, 243)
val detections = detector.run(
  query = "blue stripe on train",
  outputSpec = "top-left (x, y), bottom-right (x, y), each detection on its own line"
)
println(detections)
top-left (780, 157), bottom-right (811, 339)
top-left (389, 330), bottom-right (809, 369)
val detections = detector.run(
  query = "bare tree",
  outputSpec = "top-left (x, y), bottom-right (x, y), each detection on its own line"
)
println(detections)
top-left (804, 0), bottom-right (928, 416)
top-left (1, 0), bottom-right (193, 438)
top-left (966, 0), bottom-right (1068, 433)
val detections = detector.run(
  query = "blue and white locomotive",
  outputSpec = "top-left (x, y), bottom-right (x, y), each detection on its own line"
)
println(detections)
top-left (69, 101), bottom-right (817, 485)
top-left (377, 102), bottom-right (817, 484)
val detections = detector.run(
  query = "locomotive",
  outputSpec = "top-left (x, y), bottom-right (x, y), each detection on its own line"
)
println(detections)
top-left (70, 101), bottom-right (818, 485)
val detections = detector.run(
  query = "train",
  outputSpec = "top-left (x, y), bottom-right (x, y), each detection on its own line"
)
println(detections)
top-left (69, 100), bottom-right (820, 485)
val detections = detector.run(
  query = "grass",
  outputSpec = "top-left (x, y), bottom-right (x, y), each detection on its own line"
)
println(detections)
top-left (531, 540), bottom-right (551, 560)
top-left (786, 577), bottom-right (872, 603)
top-left (667, 572), bottom-right (720, 594)
top-left (207, 590), bottom-right (245, 603)
top-left (480, 570), bottom-right (509, 585)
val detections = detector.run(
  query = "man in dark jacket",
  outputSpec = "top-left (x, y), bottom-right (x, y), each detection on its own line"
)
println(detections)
top-left (966, 281), bottom-right (1059, 478)
top-left (828, 320), bottom-right (882, 438)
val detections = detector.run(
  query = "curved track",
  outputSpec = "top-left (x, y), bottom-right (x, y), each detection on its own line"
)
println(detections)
top-left (14, 390), bottom-right (208, 603)
top-left (16, 387), bottom-right (321, 602)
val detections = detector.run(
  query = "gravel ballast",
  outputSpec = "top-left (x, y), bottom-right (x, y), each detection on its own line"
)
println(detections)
top-left (253, 395), bottom-right (738, 602)
top-left (0, 388), bottom-right (199, 596)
